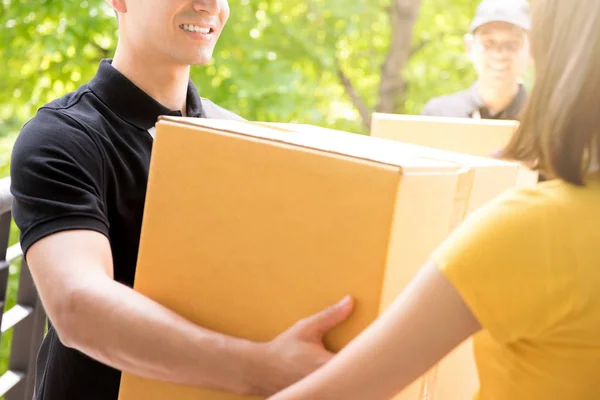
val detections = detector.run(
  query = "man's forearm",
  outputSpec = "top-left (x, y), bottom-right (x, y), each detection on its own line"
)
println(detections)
top-left (62, 277), bottom-right (265, 396)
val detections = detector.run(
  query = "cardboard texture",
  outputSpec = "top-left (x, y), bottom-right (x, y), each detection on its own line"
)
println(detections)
top-left (255, 122), bottom-right (522, 400)
top-left (118, 118), bottom-right (521, 400)
top-left (370, 113), bottom-right (539, 187)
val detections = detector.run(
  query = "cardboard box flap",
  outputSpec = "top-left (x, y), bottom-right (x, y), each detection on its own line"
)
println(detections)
top-left (369, 113), bottom-right (539, 188)
top-left (259, 122), bottom-right (519, 168)
top-left (156, 117), bottom-right (462, 173)
top-left (372, 112), bottom-right (519, 127)
top-left (370, 113), bottom-right (519, 158)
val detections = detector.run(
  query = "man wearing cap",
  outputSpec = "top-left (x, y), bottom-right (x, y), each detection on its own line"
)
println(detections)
top-left (421, 0), bottom-right (531, 120)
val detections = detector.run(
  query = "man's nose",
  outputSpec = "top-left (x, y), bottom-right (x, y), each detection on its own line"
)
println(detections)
top-left (192, 0), bottom-right (221, 15)
top-left (490, 46), bottom-right (512, 60)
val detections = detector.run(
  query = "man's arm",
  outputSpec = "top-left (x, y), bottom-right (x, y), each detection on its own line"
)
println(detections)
top-left (27, 229), bottom-right (353, 397)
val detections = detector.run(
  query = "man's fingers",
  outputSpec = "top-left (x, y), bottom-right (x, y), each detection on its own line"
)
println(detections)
top-left (295, 296), bottom-right (354, 339)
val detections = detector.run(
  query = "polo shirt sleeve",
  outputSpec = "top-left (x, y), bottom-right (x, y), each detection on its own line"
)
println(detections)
top-left (10, 108), bottom-right (110, 257)
top-left (420, 99), bottom-right (437, 116)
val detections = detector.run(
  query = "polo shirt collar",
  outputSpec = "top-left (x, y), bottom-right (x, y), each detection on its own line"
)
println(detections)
top-left (88, 59), bottom-right (204, 130)
top-left (468, 82), bottom-right (527, 120)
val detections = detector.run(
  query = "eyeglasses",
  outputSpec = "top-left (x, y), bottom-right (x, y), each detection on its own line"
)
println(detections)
top-left (475, 37), bottom-right (526, 54)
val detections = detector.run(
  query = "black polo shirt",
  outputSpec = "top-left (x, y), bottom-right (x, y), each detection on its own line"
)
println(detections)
top-left (10, 59), bottom-right (243, 400)
top-left (421, 82), bottom-right (527, 120)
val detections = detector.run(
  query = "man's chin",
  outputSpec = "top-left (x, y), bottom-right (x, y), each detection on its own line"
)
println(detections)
top-left (484, 75), bottom-right (516, 88)
top-left (173, 51), bottom-right (215, 67)
top-left (190, 51), bottom-right (216, 67)
top-left (191, 58), bottom-right (213, 67)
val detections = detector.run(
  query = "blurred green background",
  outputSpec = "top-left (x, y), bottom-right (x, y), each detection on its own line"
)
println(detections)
top-left (0, 0), bottom-right (500, 384)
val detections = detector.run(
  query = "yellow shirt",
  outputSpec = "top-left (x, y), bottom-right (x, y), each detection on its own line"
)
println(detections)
top-left (431, 176), bottom-right (600, 400)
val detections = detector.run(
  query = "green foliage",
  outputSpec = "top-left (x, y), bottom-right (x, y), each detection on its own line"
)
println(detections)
top-left (199, 0), bottom-right (481, 130)
top-left (196, 0), bottom-right (389, 133)
top-left (1, 0), bottom-right (117, 134)
top-left (1, 0), bottom-right (483, 136)
top-left (406, 0), bottom-right (480, 113)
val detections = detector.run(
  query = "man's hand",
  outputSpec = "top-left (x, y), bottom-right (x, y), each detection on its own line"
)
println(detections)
top-left (247, 296), bottom-right (354, 397)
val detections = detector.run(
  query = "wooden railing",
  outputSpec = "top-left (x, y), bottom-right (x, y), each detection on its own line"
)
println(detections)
top-left (0, 177), bottom-right (47, 400)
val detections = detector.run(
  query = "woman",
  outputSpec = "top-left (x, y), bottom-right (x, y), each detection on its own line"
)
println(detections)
top-left (270, 0), bottom-right (600, 399)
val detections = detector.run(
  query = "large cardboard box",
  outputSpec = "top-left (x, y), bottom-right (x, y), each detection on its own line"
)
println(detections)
top-left (118, 118), bottom-right (521, 400)
top-left (370, 113), bottom-right (539, 187)
top-left (253, 123), bottom-right (514, 400)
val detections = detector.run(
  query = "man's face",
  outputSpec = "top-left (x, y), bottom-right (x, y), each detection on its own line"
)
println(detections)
top-left (116, 0), bottom-right (230, 66)
top-left (467, 21), bottom-right (530, 88)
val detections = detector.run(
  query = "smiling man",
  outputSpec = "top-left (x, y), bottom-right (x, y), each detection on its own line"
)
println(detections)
top-left (422, 0), bottom-right (531, 120)
top-left (9, 1), bottom-right (354, 400)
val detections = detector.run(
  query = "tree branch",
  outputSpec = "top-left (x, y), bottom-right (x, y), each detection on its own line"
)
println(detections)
top-left (336, 62), bottom-right (372, 129)
top-left (89, 41), bottom-right (111, 59)
top-left (409, 39), bottom-right (429, 58)
top-left (376, 0), bottom-right (424, 114)
top-left (305, 0), bottom-right (373, 129)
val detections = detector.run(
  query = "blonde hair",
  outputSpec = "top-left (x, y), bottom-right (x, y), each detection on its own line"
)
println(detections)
top-left (501, 0), bottom-right (600, 185)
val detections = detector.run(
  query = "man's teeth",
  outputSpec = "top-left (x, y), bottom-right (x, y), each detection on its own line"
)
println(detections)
top-left (181, 24), bottom-right (210, 34)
